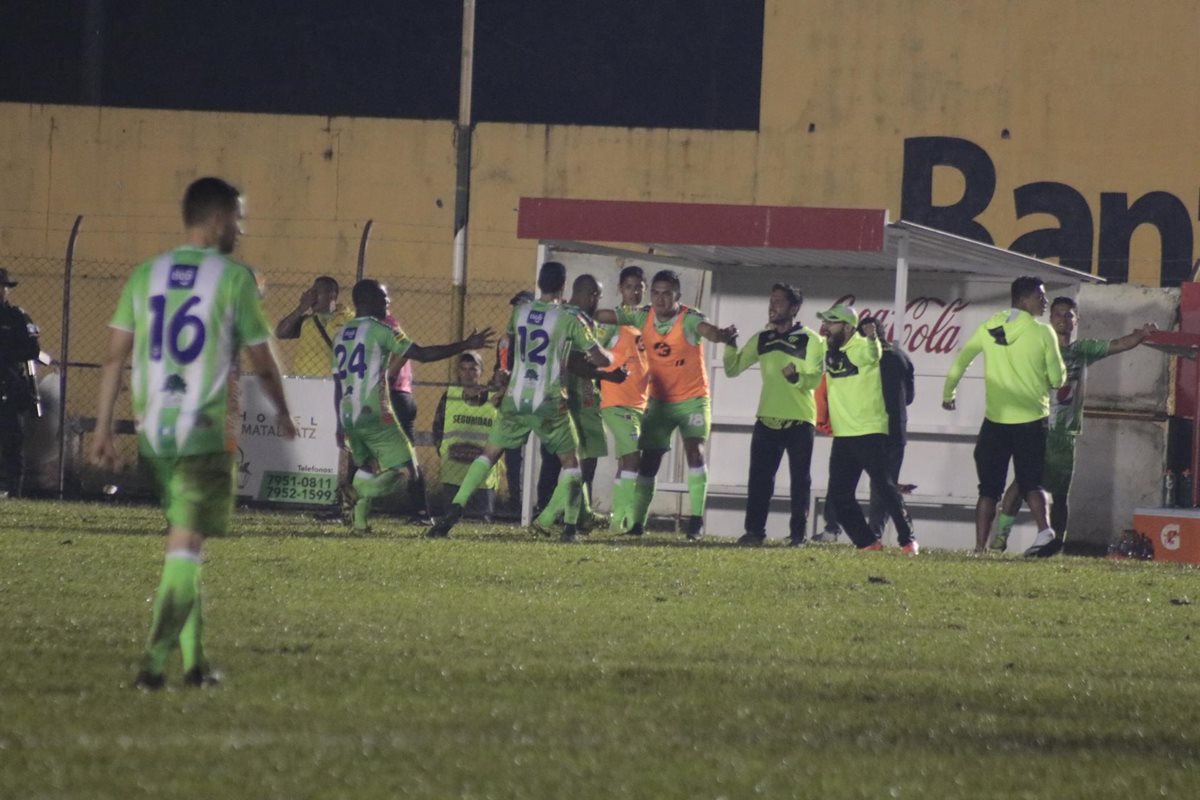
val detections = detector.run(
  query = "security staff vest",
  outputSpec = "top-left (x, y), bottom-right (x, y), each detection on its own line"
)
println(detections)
top-left (439, 387), bottom-right (500, 488)
top-left (642, 306), bottom-right (708, 403)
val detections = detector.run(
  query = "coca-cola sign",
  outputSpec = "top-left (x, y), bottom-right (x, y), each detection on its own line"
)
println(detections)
top-left (834, 294), bottom-right (970, 355)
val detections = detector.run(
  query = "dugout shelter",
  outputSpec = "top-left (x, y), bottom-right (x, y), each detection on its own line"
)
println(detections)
top-left (515, 197), bottom-right (1105, 551)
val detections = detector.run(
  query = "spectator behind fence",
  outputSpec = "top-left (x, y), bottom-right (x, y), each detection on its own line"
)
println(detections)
top-left (0, 267), bottom-right (42, 498)
top-left (275, 276), bottom-right (354, 376)
top-left (432, 351), bottom-right (502, 521)
top-left (90, 176), bottom-right (297, 689)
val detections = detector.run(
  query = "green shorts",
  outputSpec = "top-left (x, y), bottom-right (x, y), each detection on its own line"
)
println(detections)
top-left (488, 400), bottom-right (580, 455)
top-left (602, 406), bottom-right (645, 458)
top-left (1042, 430), bottom-right (1077, 498)
top-left (344, 421), bottom-right (415, 472)
top-left (639, 396), bottom-right (711, 452)
top-left (149, 452), bottom-right (235, 537)
top-left (570, 403), bottom-right (609, 460)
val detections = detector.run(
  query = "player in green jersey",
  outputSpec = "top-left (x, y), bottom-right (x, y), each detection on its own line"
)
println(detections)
top-left (427, 261), bottom-right (614, 542)
top-left (991, 296), bottom-right (1156, 555)
top-left (335, 279), bottom-right (493, 533)
top-left (91, 177), bottom-right (297, 690)
top-left (724, 284), bottom-right (825, 546)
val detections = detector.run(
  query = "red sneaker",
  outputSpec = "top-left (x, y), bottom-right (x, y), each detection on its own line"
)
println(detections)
top-left (901, 540), bottom-right (920, 556)
top-left (859, 541), bottom-right (883, 551)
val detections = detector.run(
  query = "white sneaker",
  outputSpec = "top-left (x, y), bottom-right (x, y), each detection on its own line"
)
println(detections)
top-left (1023, 528), bottom-right (1056, 557)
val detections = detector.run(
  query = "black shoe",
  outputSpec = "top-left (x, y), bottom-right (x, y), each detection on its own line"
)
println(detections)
top-left (1031, 536), bottom-right (1065, 558)
top-left (623, 522), bottom-right (645, 537)
top-left (426, 504), bottom-right (462, 539)
top-left (560, 525), bottom-right (578, 543)
top-left (737, 532), bottom-right (766, 546)
top-left (183, 666), bottom-right (222, 688)
top-left (787, 536), bottom-right (807, 548)
top-left (685, 515), bottom-right (704, 541)
top-left (133, 669), bottom-right (165, 691)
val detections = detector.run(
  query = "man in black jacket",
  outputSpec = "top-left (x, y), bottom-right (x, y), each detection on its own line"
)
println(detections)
top-left (864, 316), bottom-right (915, 539)
top-left (0, 268), bottom-right (42, 497)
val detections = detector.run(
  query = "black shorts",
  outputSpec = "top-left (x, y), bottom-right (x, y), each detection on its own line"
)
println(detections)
top-left (973, 418), bottom-right (1047, 500)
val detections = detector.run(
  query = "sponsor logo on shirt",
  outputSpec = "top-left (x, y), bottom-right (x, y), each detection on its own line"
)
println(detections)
top-left (528, 310), bottom-right (545, 325)
top-left (341, 327), bottom-right (358, 341)
top-left (168, 264), bottom-right (198, 289)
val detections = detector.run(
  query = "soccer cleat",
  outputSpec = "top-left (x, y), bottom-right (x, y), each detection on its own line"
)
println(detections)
top-left (737, 531), bottom-right (766, 546)
top-left (685, 515), bottom-right (704, 541)
top-left (1030, 535), bottom-right (1065, 558)
top-left (901, 540), bottom-right (920, 556)
top-left (622, 522), bottom-right (645, 537)
top-left (426, 504), bottom-right (462, 539)
top-left (1024, 528), bottom-right (1056, 558)
top-left (133, 669), bottom-right (165, 691)
top-left (859, 541), bottom-right (884, 552)
top-left (560, 525), bottom-right (578, 543)
top-left (578, 510), bottom-right (609, 534)
top-left (812, 527), bottom-right (840, 544)
top-left (786, 535), bottom-right (807, 548)
top-left (529, 517), bottom-right (556, 537)
top-left (183, 666), bottom-right (222, 688)
top-left (351, 525), bottom-right (372, 536)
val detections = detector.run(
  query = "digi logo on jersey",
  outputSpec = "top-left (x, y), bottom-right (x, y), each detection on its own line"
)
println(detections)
top-left (341, 328), bottom-right (357, 341)
top-left (527, 310), bottom-right (545, 325)
top-left (168, 264), bottom-right (198, 289)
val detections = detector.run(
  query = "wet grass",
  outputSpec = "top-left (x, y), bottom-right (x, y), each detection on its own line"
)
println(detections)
top-left (2, 499), bottom-right (1199, 798)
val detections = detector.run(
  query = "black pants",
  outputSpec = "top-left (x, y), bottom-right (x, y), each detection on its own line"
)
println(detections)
top-left (974, 418), bottom-right (1047, 500)
top-left (745, 420), bottom-right (814, 540)
top-left (828, 434), bottom-right (914, 548)
top-left (504, 447), bottom-right (524, 510)
top-left (0, 410), bottom-right (24, 497)
top-left (389, 389), bottom-right (428, 514)
top-left (867, 436), bottom-right (906, 538)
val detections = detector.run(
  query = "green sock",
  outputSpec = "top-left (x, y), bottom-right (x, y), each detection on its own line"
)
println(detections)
top-left (537, 471), bottom-right (571, 527)
top-left (453, 457), bottom-right (494, 506)
top-left (997, 512), bottom-right (1016, 536)
top-left (179, 573), bottom-right (205, 673)
top-left (561, 469), bottom-right (584, 525)
top-left (611, 472), bottom-right (637, 530)
top-left (143, 553), bottom-right (200, 675)
top-left (687, 467), bottom-right (709, 517)
top-left (632, 476), bottom-right (656, 527)
top-left (351, 469), bottom-right (400, 530)
top-left (579, 482), bottom-right (593, 520)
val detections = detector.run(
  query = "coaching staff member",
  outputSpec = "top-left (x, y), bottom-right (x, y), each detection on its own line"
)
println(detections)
top-left (942, 275), bottom-right (1065, 555)
top-left (0, 268), bottom-right (41, 498)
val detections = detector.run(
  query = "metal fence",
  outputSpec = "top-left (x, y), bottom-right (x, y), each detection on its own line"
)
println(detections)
top-left (3, 220), bottom-right (528, 510)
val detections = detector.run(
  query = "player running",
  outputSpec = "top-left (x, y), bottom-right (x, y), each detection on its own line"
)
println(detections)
top-left (334, 279), bottom-right (492, 533)
top-left (427, 261), bottom-right (613, 542)
top-left (91, 177), bottom-right (296, 689)
top-left (595, 269), bottom-right (737, 539)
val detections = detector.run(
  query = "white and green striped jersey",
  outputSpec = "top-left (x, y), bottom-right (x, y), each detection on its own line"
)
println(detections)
top-left (333, 316), bottom-right (413, 428)
top-left (110, 245), bottom-right (271, 458)
top-left (505, 300), bottom-right (597, 415)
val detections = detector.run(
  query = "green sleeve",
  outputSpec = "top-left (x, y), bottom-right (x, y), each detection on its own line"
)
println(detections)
top-left (233, 268), bottom-right (272, 346)
top-left (722, 332), bottom-right (759, 377)
top-left (795, 332), bottom-right (825, 391)
top-left (943, 325), bottom-right (984, 402)
top-left (570, 316), bottom-right (598, 351)
top-left (388, 326), bottom-right (414, 360)
top-left (844, 332), bottom-right (881, 369)
top-left (1044, 325), bottom-right (1066, 388)
top-left (1079, 338), bottom-right (1111, 364)
top-left (682, 309), bottom-right (707, 345)
top-left (109, 270), bottom-right (139, 331)
top-left (615, 305), bottom-right (649, 328)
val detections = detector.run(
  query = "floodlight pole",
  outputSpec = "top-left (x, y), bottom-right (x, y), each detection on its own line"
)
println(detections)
top-left (450, 0), bottom-right (477, 344)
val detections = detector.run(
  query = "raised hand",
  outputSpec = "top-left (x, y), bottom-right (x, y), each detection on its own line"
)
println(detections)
top-left (465, 327), bottom-right (496, 350)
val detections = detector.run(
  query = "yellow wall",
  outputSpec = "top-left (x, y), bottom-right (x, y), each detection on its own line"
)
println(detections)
top-left (2, 0), bottom-right (1196, 290)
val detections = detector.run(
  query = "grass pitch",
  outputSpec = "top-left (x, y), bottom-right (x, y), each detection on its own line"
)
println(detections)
top-left (2, 499), bottom-right (1199, 799)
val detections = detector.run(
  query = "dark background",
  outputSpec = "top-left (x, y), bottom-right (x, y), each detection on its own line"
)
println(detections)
top-left (0, 0), bottom-right (764, 130)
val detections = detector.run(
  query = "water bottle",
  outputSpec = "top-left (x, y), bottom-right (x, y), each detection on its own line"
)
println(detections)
top-left (1179, 469), bottom-right (1193, 508)
top-left (1163, 470), bottom-right (1177, 507)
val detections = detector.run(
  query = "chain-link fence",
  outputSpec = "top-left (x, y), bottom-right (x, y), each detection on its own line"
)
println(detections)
top-left (1, 224), bottom-right (527, 513)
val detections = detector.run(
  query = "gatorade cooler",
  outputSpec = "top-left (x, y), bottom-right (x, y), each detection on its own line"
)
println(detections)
top-left (1132, 508), bottom-right (1200, 564)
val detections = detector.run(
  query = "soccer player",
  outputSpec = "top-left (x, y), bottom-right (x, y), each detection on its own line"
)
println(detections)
top-left (427, 261), bottom-right (613, 542)
top-left (820, 305), bottom-right (918, 553)
top-left (334, 279), bottom-right (493, 533)
top-left (91, 177), bottom-right (297, 689)
top-left (600, 266), bottom-right (650, 532)
top-left (991, 297), bottom-right (1156, 555)
top-left (942, 276), bottom-right (1066, 555)
top-left (723, 284), bottom-right (825, 546)
top-left (595, 270), bottom-right (737, 539)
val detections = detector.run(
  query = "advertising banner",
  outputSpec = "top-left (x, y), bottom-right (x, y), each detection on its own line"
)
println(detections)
top-left (235, 375), bottom-right (339, 505)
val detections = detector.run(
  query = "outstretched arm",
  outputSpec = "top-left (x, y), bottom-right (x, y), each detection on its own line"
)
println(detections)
top-left (1108, 323), bottom-right (1158, 355)
top-left (942, 329), bottom-right (983, 410)
top-left (406, 327), bottom-right (496, 363)
top-left (697, 320), bottom-right (738, 345)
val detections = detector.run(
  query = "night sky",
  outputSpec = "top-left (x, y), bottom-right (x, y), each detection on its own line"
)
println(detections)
top-left (0, 0), bottom-right (764, 130)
